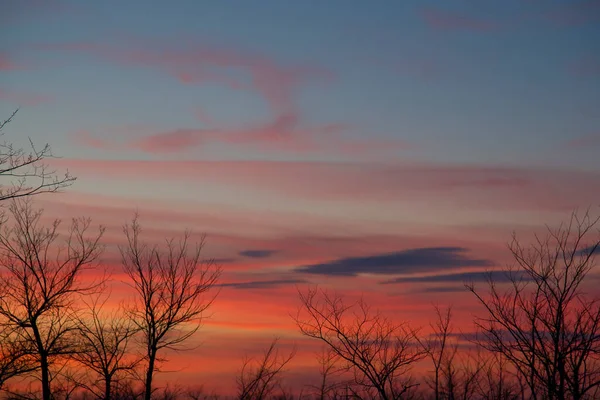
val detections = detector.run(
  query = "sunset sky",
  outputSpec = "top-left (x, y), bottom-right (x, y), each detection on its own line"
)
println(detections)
top-left (2, 0), bottom-right (600, 393)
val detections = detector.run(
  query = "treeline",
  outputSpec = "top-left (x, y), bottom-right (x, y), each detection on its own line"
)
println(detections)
top-left (1, 111), bottom-right (600, 400)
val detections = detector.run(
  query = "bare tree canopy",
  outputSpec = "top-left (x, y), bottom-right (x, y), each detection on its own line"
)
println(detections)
top-left (0, 110), bottom-right (75, 202)
top-left (72, 295), bottom-right (139, 400)
top-left (294, 287), bottom-right (426, 400)
top-left (467, 211), bottom-right (600, 400)
top-left (0, 199), bottom-right (105, 400)
top-left (237, 338), bottom-right (296, 400)
top-left (120, 215), bottom-right (221, 400)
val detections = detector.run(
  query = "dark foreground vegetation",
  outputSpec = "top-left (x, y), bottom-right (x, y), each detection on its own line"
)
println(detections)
top-left (1, 111), bottom-right (600, 400)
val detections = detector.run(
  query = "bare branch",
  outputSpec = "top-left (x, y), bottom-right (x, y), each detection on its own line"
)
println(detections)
top-left (0, 198), bottom-right (105, 400)
top-left (120, 215), bottom-right (221, 400)
top-left (0, 110), bottom-right (76, 202)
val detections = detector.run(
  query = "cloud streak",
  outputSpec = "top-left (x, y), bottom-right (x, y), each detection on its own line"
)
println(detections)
top-left (52, 158), bottom-right (600, 212)
top-left (217, 279), bottom-right (307, 290)
top-left (382, 270), bottom-right (531, 284)
top-left (420, 7), bottom-right (499, 32)
top-left (295, 247), bottom-right (491, 277)
top-left (239, 250), bottom-right (277, 259)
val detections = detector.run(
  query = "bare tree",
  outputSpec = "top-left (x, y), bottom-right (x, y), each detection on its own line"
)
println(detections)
top-left (72, 295), bottom-right (139, 400)
top-left (237, 338), bottom-right (296, 400)
top-left (467, 211), bottom-right (600, 400)
top-left (0, 110), bottom-right (75, 202)
top-left (120, 216), bottom-right (221, 400)
top-left (0, 199), bottom-right (105, 400)
top-left (294, 287), bottom-right (426, 400)
top-left (0, 325), bottom-right (37, 390)
top-left (424, 306), bottom-right (455, 400)
top-left (306, 347), bottom-right (341, 400)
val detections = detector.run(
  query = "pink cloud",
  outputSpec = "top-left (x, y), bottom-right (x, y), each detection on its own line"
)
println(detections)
top-left (42, 40), bottom-right (333, 115)
top-left (0, 53), bottom-right (21, 71)
top-left (76, 114), bottom-right (400, 156)
top-left (133, 128), bottom-right (210, 153)
top-left (566, 132), bottom-right (600, 148)
top-left (71, 130), bottom-right (115, 150)
top-left (50, 158), bottom-right (600, 212)
top-left (43, 39), bottom-right (348, 154)
top-left (0, 88), bottom-right (52, 106)
top-left (420, 7), bottom-right (499, 32)
top-left (193, 107), bottom-right (215, 125)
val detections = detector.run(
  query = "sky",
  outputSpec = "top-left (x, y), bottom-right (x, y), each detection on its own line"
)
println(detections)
top-left (1, 0), bottom-right (600, 394)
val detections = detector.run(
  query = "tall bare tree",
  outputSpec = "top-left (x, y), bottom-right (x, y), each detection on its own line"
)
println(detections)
top-left (0, 199), bottom-right (105, 400)
top-left (424, 306), bottom-right (456, 400)
top-left (467, 211), bottom-right (600, 400)
top-left (306, 347), bottom-right (341, 400)
top-left (294, 287), bottom-right (426, 400)
top-left (0, 110), bottom-right (75, 202)
top-left (237, 338), bottom-right (296, 400)
top-left (120, 216), bottom-right (221, 400)
top-left (72, 295), bottom-right (139, 400)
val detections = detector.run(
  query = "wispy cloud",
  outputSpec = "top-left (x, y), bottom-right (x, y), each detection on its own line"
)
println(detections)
top-left (295, 247), bottom-right (491, 277)
top-left (52, 158), bottom-right (600, 212)
top-left (239, 250), bottom-right (277, 259)
top-left (382, 270), bottom-right (530, 284)
top-left (40, 39), bottom-right (332, 115)
top-left (0, 88), bottom-right (52, 106)
top-left (77, 118), bottom-right (407, 156)
top-left (565, 132), bottom-right (600, 148)
top-left (420, 7), bottom-right (499, 32)
top-left (217, 279), bottom-right (308, 290)
top-left (0, 53), bottom-right (22, 71)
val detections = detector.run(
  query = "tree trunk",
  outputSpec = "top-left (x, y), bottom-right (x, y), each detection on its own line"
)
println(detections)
top-left (144, 349), bottom-right (157, 400)
top-left (31, 322), bottom-right (51, 400)
top-left (40, 351), bottom-right (50, 400)
top-left (105, 374), bottom-right (112, 400)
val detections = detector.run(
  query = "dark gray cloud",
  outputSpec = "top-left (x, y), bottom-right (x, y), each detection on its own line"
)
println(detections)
top-left (217, 279), bottom-right (307, 290)
top-left (576, 244), bottom-right (599, 256)
top-left (212, 257), bottom-right (236, 264)
top-left (417, 286), bottom-right (467, 293)
top-left (294, 247), bottom-right (491, 277)
top-left (382, 270), bottom-right (530, 285)
top-left (239, 249), bottom-right (278, 258)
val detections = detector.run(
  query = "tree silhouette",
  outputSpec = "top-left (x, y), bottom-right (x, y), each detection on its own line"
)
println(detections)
top-left (294, 287), bottom-right (426, 400)
top-left (467, 211), bottom-right (600, 400)
top-left (72, 295), bottom-right (139, 400)
top-left (0, 110), bottom-right (75, 202)
top-left (120, 216), bottom-right (221, 400)
top-left (0, 199), bottom-right (104, 400)
top-left (237, 338), bottom-right (296, 400)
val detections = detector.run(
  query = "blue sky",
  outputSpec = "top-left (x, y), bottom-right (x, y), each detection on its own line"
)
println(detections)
top-left (2, 0), bottom-right (599, 168)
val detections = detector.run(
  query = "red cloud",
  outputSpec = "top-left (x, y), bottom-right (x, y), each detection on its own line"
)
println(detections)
top-left (421, 7), bottom-right (499, 32)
